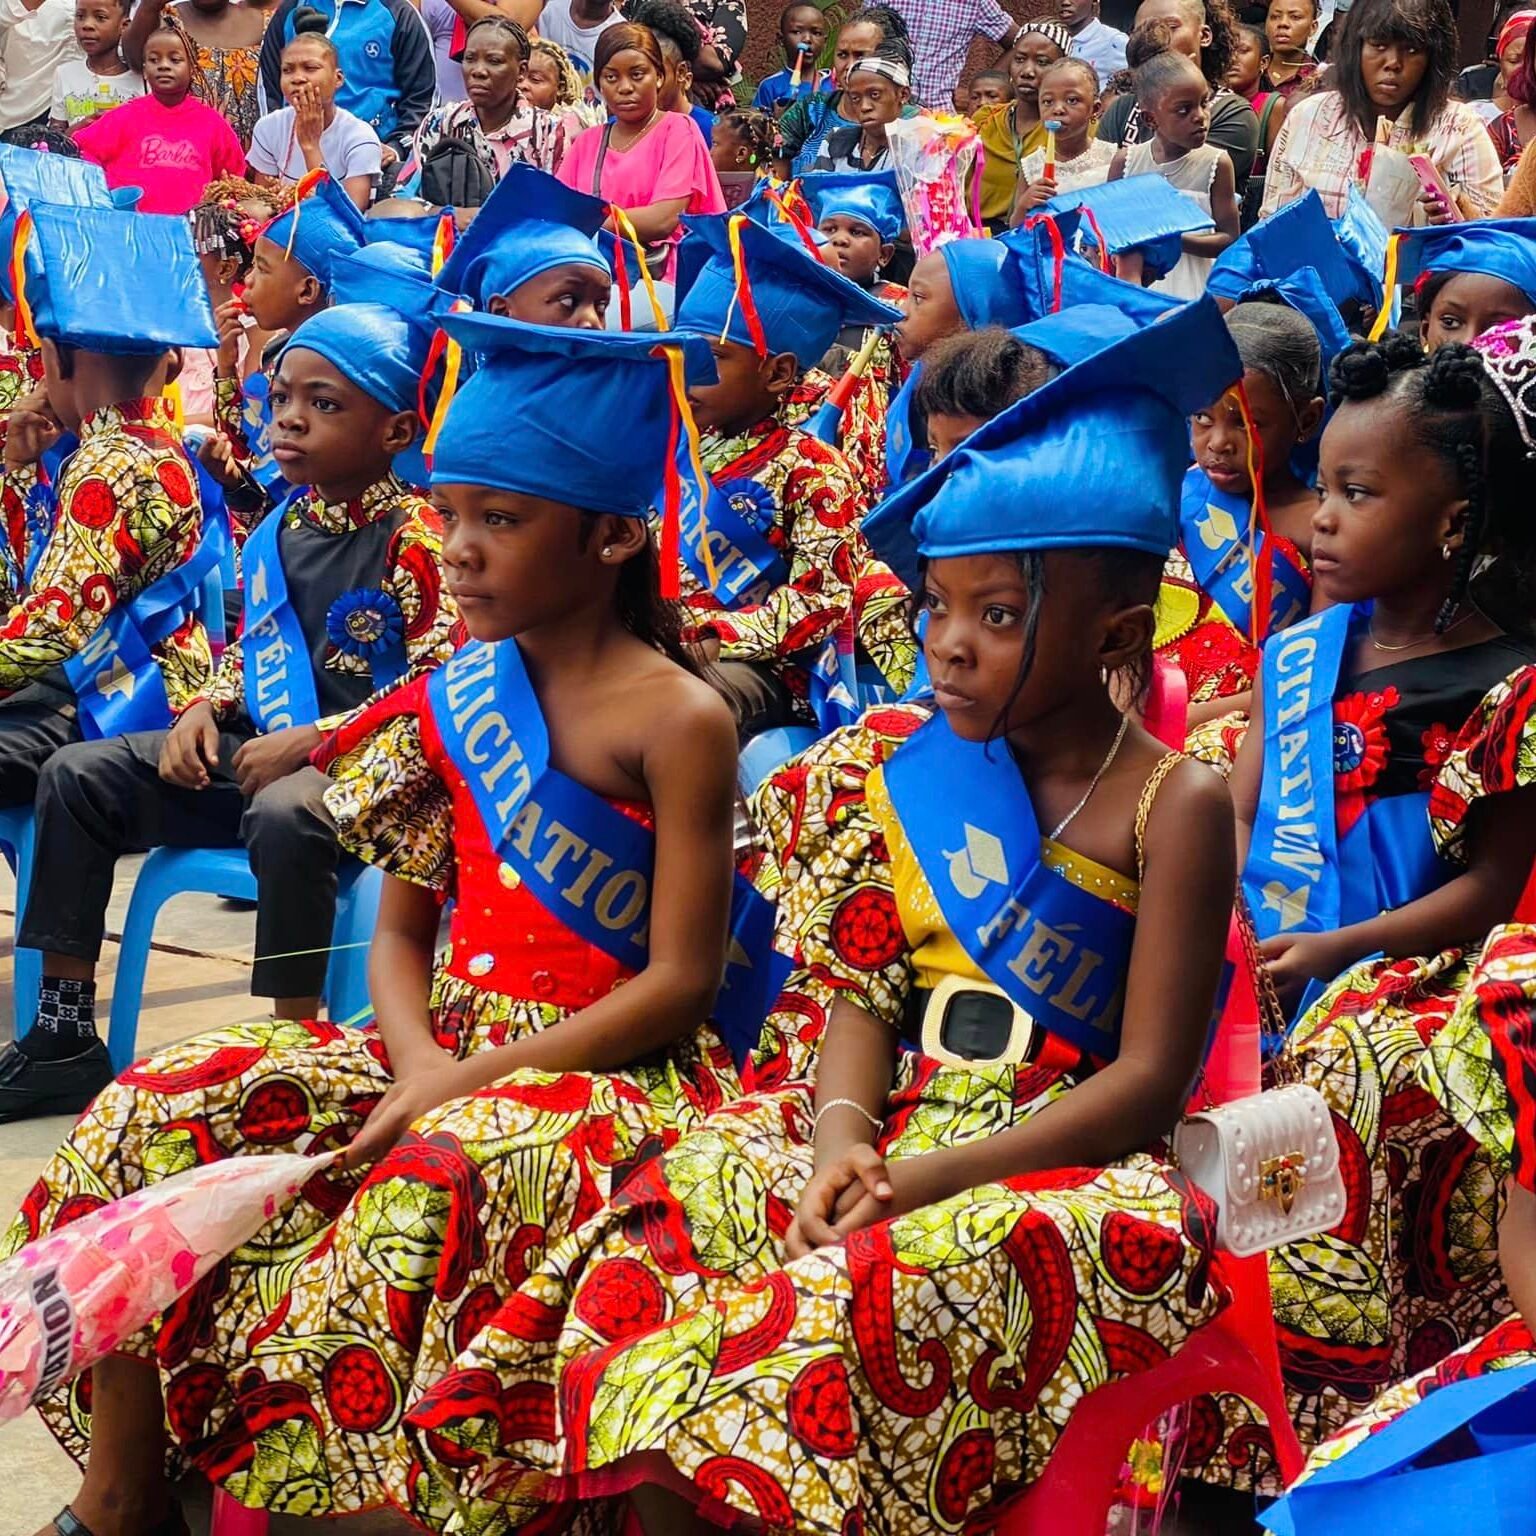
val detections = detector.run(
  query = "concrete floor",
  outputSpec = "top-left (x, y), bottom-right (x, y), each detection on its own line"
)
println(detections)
top-left (0, 859), bottom-right (409, 1536)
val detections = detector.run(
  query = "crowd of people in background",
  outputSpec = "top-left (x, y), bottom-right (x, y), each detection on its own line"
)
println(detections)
top-left (2, 2), bottom-right (1536, 1536)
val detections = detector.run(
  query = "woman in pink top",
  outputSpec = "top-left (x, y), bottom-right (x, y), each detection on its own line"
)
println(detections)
top-left (76, 19), bottom-right (246, 214)
top-left (557, 21), bottom-right (724, 280)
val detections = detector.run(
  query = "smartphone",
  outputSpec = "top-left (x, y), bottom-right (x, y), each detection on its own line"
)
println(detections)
top-left (1408, 152), bottom-right (1462, 220)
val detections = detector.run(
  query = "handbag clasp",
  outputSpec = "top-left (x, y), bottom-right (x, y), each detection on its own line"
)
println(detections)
top-left (1259, 1151), bottom-right (1307, 1216)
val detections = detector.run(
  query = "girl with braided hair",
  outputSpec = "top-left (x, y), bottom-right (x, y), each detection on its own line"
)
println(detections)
top-left (1197, 330), bottom-right (1536, 1492)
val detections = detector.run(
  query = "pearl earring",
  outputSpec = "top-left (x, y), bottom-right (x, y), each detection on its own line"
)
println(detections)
top-left (1099, 665), bottom-right (1108, 685)
top-left (601, 545), bottom-right (613, 558)
top-left (1441, 544), bottom-right (1451, 561)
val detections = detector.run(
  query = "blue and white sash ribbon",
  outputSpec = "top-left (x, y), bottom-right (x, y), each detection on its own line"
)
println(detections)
top-left (429, 639), bottom-right (788, 1066)
top-left (1243, 602), bottom-right (1450, 944)
top-left (243, 495), bottom-right (408, 734)
top-left (674, 447), bottom-right (786, 610)
top-left (1179, 469), bottom-right (1311, 639)
top-left (883, 712), bottom-right (1134, 1059)
top-left (63, 471), bottom-right (229, 740)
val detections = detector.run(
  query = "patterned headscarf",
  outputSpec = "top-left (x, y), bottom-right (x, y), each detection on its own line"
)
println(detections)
top-left (1474, 314), bottom-right (1536, 459)
top-left (1017, 20), bottom-right (1074, 53)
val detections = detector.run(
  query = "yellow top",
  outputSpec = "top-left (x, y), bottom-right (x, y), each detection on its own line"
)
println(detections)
top-left (867, 761), bottom-right (1138, 994)
top-left (972, 103), bottom-right (1050, 225)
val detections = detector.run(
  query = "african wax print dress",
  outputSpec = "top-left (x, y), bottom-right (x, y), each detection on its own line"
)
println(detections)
top-left (396, 708), bottom-right (1227, 1536)
top-left (0, 667), bottom-right (741, 1517)
top-left (1196, 644), bottom-right (1536, 1492)
top-left (1154, 527), bottom-right (1311, 772)
top-left (1289, 924), bottom-right (1536, 1480)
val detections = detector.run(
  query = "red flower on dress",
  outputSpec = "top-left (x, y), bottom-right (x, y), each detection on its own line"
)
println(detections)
top-left (785, 1356), bottom-right (858, 1459)
top-left (828, 885), bottom-right (905, 970)
top-left (1418, 721), bottom-right (1456, 789)
top-left (1332, 686), bottom-right (1400, 793)
top-left (68, 476), bottom-right (117, 530)
top-left (322, 1342), bottom-right (397, 1434)
top-left (571, 1256), bottom-right (668, 1343)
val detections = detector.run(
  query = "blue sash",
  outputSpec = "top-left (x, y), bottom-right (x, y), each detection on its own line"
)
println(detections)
top-left (428, 639), bottom-right (789, 1066)
top-left (674, 448), bottom-right (786, 610)
top-left (883, 713), bottom-right (1134, 1059)
top-left (1263, 1361), bottom-right (1536, 1533)
top-left (62, 483), bottom-right (230, 741)
top-left (239, 370), bottom-right (292, 500)
top-left (884, 367), bottom-right (930, 488)
top-left (242, 495), bottom-right (408, 734)
top-left (1179, 469), bottom-right (1312, 640)
top-left (1243, 603), bottom-right (1450, 944)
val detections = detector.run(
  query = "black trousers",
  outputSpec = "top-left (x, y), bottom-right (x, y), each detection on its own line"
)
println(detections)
top-left (19, 729), bottom-right (342, 1000)
top-left (0, 681), bottom-right (82, 811)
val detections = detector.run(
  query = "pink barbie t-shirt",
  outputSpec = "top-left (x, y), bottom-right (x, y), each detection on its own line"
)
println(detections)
top-left (76, 94), bottom-right (246, 215)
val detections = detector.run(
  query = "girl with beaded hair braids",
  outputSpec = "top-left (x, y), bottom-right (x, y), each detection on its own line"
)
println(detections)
top-left (1195, 332), bottom-right (1536, 1491)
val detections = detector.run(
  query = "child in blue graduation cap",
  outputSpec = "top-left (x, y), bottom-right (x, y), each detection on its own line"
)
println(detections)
top-left (421, 298), bottom-right (1244, 1536)
top-left (53, 319), bottom-right (779, 1525)
top-left (1157, 294), bottom-right (1330, 751)
top-left (0, 204), bottom-right (221, 1121)
top-left (205, 171), bottom-right (366, 526)
top-left (1217, 329), bottom-right (1536, 1479)
top-left (671, 210), bottom-right (906, 722)
top-left (786, 167), bottom-right (910, 490)
top-left (3, 298), bottom-right (456, 1143)
top-left (1394, 219), bottom-right (1536, 353)
top-left (435, 163), bottom-right (613, 326)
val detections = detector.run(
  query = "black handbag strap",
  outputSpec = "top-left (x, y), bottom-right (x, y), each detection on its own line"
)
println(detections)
top-left (591, 121), bottom-right (613, 198)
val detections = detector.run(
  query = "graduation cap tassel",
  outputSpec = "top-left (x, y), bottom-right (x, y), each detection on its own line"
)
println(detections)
top-left (1233, 378), bottom-right (1274, 649)
top-left (1081, 206), bottom-right (1112, 274)
top-left (283, 169), bottom-right (328, 262)
top-left (655, 343), bottom-right (717, 598)
top-left (422, 301), bottom-right (470, 468)
top-left (611, 207), bottom-right (667, 329)
top-left (1368, 232), bottom-right (1401, 342)
top-left (10, 211), bottom-right (37, 351)
top-left (806, 324), bottom-right (884, 444)
top-left (1025, 213), bottom-right (1066, 312)
top-left (759, 186), bottom-right (825, 261)
top-left (429, 211), bottom-right (455, 277)
top-left (725, 214), bottom-right (770, 358)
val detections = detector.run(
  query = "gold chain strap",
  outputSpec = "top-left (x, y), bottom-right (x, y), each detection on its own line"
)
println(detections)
top-left (1133, 750), bottom-right (1186, 884)
top-left (1233, 883), bottom-right (1300, 1087)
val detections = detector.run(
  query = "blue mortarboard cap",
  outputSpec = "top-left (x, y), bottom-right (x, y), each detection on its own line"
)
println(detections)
top-left (432, 312), bottom-right (715, 517)
top-left (938, 237), bottom-right (1031, 330)
top-left (0, 145), bottom-right (120, 303)
top-left (330, 242), bottom-right (449, 330)
top-left (260, 173), bottom-right (367, 287)
top-left (1001, 218), bottom-right (1182, 325)
top-left (800, 169), bottom-right (905, 244)
top-left (1332, 185), bottom-right (1389, 306)
top-left (1207, 190), bottom-right (1369, 313)
top-left (1011, 303), bottom-right (1141, 368)
top-left (675, 213), bottom-right (902, 366)
top-left (864, 296), bottom-right (1242, 587)
top-left (437, 165), bottom-right (609, 308)
top-left (1393, 218), bottom-right (1536, 306)
top-left (1047, 176), bottom-right (1213, 282)
top-left (21, 204), bottom-right (216, 353)
top-left (1229, 265), bottom-right (1349, 389)
top-left (364, 208), bottom-right (446, 258)
top-left (279, 302), bottom-right (428, 415)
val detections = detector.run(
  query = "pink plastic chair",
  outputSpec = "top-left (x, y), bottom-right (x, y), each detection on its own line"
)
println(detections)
top-left (209, 1490), bottom-right (265, 1536)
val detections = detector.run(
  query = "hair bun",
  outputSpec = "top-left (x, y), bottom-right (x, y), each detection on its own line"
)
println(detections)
top-left (293, 6), bottom-right (328, 34)
top-left (1328, 335), bottom-right (1426, 401)
top-left (1126, 18), bottom-right (1176, 68)
top-left (1421, 343), bottom-right (1487, 410)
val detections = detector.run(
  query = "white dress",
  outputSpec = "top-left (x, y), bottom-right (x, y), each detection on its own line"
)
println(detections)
top-left (1122, 137), bottom-right (1225, 300)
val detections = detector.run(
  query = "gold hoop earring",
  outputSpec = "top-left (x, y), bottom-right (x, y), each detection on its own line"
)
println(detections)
top-left (1442, 544), bottom-right (1452, 561)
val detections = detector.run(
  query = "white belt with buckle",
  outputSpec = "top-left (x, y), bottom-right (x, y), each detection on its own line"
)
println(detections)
top-left (919, 974), bottom-right (1039, 1068)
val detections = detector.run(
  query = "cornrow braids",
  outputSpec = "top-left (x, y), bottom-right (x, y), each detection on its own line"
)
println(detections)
top-left (717, 106), bottom-right (777, 165)
top-left (191, 178), bottom-right (291, 264)
top-left (1329, 338), bottom-right (1531, 632)
top-left (465, 13), bottom-right (530, 59)
top-left (529, 37), bottom-right (583, 106)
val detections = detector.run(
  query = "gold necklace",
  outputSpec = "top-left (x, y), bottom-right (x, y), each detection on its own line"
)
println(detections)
top-left (1368, 605), bottom-right (1478, 652)
top-left (1049, 714), bottom-right (1130, 841)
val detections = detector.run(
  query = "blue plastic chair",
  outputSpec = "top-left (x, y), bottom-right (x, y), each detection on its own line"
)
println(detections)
top-left (0, 804), bottom-right (41, 1038)
top-left (738, 726), bottom-right (819, 798)
top-left (105, 851), bottom-right (382, 1073)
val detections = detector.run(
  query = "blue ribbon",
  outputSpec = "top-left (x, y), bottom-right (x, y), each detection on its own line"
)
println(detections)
top-left (428, 639), bottom-right (788, 1066)
top-left (242, 495), bottom-right (408, 733)
top-left (1179, 469), bottom-right (1312, 641)
top-left (673, 447), bottom-right (787, 610)
top-left (882, 713), bottom-right (1134, 1059)
top-left (1264, 1362), bottom-right (1536, 1533)
top-left (884, 365), bottom-right (931, 488)
top-left (238, 371), bottom-right (292, 500)
top-left (1244, 602), bottom-right (1451, 947)
top-left (62, 483), bottom-right (230, 741)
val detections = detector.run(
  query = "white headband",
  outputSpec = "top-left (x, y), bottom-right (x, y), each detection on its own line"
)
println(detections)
top-left (848, 54), bottom-right (911, 88)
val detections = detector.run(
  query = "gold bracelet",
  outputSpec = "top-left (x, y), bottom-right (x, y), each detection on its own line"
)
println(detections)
top-left (812, 1097), bottom-right (883, 1135)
